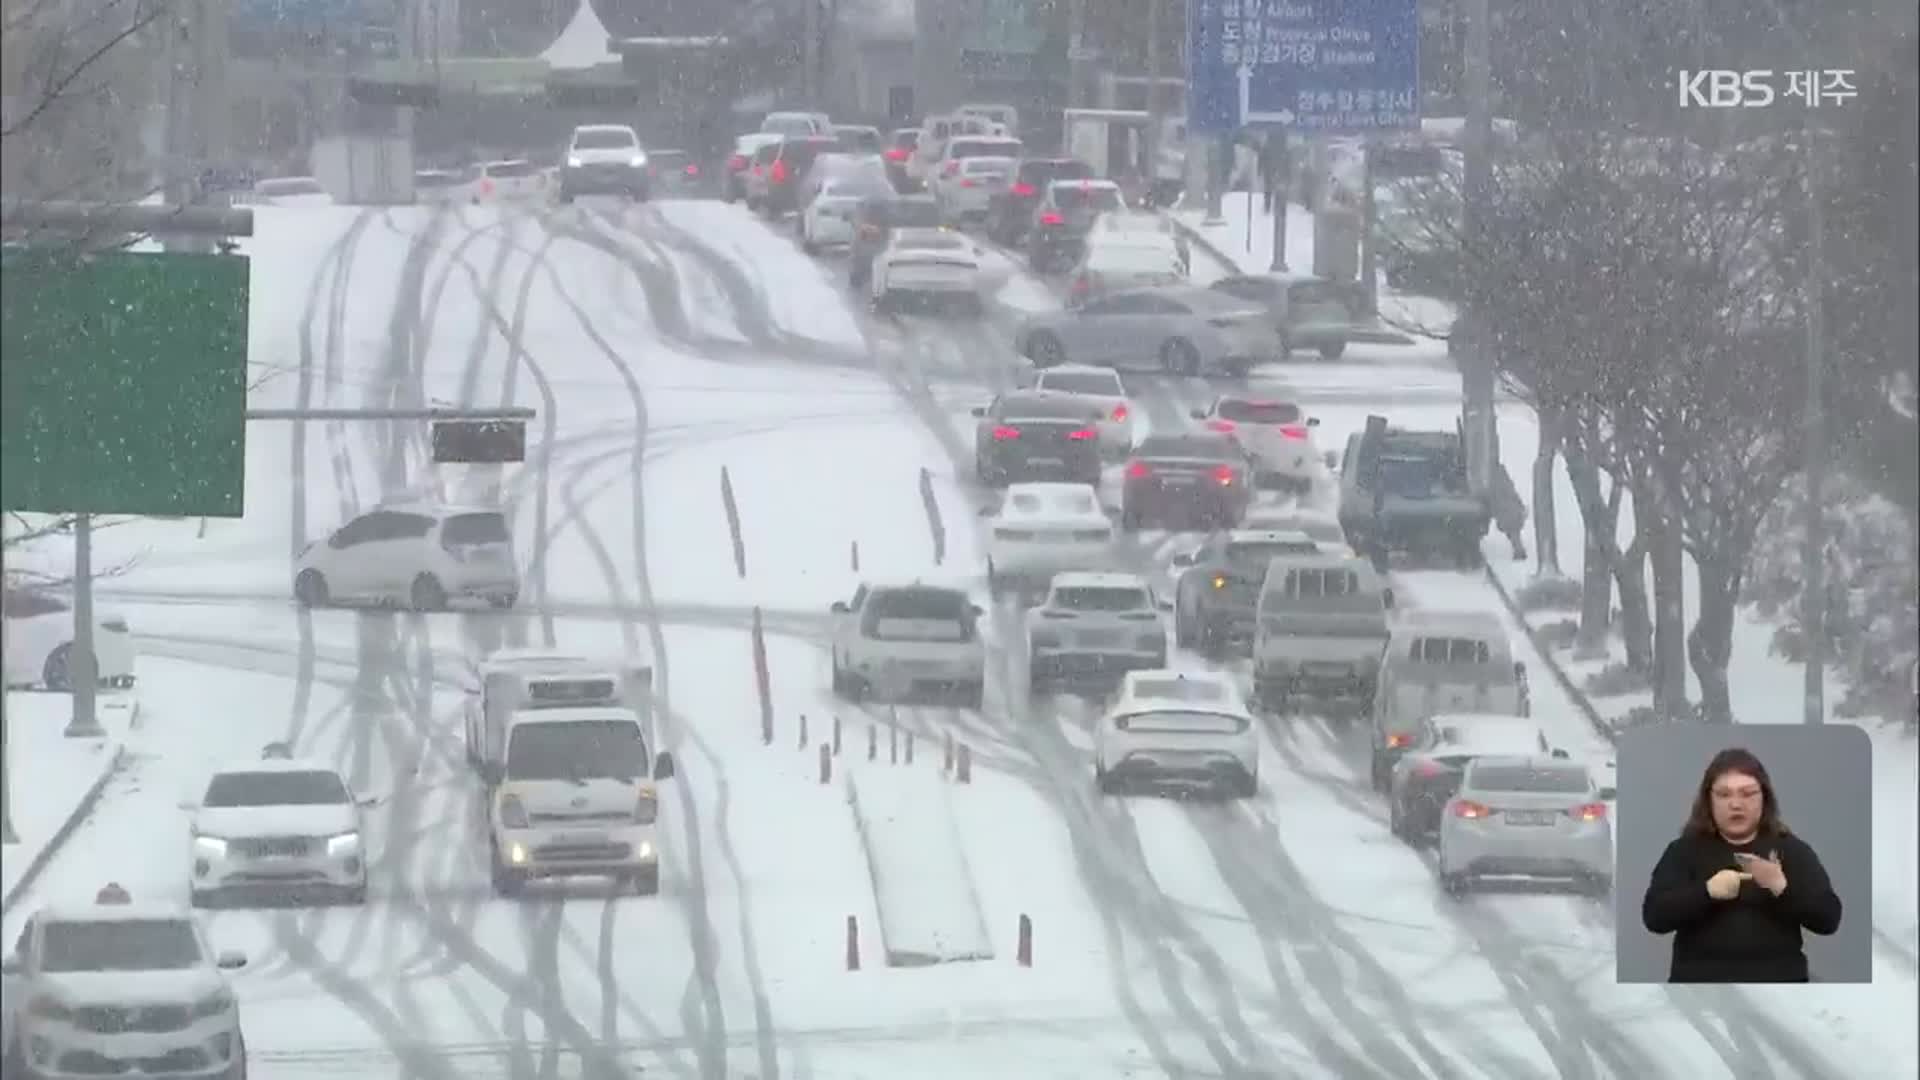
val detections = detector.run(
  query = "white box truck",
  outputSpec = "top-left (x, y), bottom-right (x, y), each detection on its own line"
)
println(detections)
top-left (464, 651), bottom-right (674, 897)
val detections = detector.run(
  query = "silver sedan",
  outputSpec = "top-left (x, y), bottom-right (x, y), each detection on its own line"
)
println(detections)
top-left (1014, 284), bottom-right (1279, 377)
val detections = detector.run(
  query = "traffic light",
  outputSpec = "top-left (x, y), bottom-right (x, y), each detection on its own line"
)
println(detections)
top-left (431, 420), bottom-right (526, 464)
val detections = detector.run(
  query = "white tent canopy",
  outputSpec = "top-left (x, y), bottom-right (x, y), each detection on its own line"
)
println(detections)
top-left (541, 1), bottom-right (620, 70)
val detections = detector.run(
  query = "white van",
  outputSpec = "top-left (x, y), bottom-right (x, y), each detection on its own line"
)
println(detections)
top-left (911, 111), bottom-right (1000, 185)
top-left (1249, 551), bottom-right (1393, 711)
top-left (1368, 609), bottom-right (1527, 790)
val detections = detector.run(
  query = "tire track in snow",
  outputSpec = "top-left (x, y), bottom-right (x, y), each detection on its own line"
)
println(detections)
top-left (542, 259), bottom-right (775, 1080)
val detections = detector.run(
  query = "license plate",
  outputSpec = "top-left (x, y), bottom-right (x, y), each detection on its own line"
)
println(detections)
top-left (555, 832), bottom-right (606, 846)
top-left (1162, 476), bottom-right (1197, 487)
top-left (1504, 811), bottom-right (1555, 826)
top-left (1028, 457), bottom-right (1063, 468)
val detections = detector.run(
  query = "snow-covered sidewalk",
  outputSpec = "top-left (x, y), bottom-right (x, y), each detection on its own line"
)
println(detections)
top-left (1, 689), bottom-right (140, 908)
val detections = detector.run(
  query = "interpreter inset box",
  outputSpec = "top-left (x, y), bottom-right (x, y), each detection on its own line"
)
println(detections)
top-left (1616, 724), bottom-right (1872, 984)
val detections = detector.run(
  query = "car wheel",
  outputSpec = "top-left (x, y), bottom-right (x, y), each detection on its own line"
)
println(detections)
top-left (1160, 337), bottom-right (1201, 376)
top-left (1173, 605), bottom-right (1195, 648)
top-left (409, 574), bottom-right (449, 612)
top-left (1388, 798), bottom-right (1408, 838)
top-left (1369, 752), bottom-right (1391, 793)
top-left (342, 883), bottom-right (369, 905)
top-left (629, 864), bottom-right (661, 896)
top-left (490, 847), bottom-right (526, 897)
top-left (42, 643), bottom-right (73, 691)
top-left (802, 234), bottom-right (819, 255)
top-left (1319, 342), bottom-right (1347, 361)
top-left (961, 680), bottom-right (985, 710)
top-left (1026, 331), bottom-right (1066, 368)
top-left (1231, 771), bottom-right (1258, 798)
top-left (295, 569), bottom-right (330, 608)
top-left (191, 888), bottom-right (220, 909)
top-left (1120, 505), bottom-right (1143, 531)
top-left (1439, 871), bottom-right (1470, 897)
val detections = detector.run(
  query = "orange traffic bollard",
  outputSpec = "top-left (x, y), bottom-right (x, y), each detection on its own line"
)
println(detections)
top-left (867, 724), bottom-right (878, 761)
top-left (845, 915), bottom-right (860, 971)
top-left (1017, 914), bottom-right (1033, 967)
top-left (798, 714), bottom-right (809, 748)
top-left (818, 743), bottom-right (832, 784)
top-left (956, 744), bottom-right (972, 784)
top-left (832, 715), bottom-right (843, 755)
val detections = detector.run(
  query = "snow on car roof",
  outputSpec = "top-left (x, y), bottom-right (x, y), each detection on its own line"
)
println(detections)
top-left (1123, 671), bottom-right (1241, 708)
top-left (1051, 570), bottom-right (1147, 590)
top-left (961, 156), bottom-right (1016, 172)
top-left (1429, 715), bottom-right (1549, 751)
top-left (43, 892), bottom-right (192, 924)
top-left (1394, 608), bottom-right (1507, 636)
top-left (893, 227), bottom-right (965, 249)
top-left (212, 756), bottom-right (342, 777)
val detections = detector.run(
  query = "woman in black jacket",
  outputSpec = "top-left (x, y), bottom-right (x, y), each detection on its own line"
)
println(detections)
top-left (1641, 747), bottom-right (1843, 982)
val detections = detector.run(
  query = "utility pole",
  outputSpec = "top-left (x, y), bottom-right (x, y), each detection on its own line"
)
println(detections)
top-left (1359, 141), bottom-right (1378, 313)
top-left (1270, 130), bottom-right (1289, 271)
top-left (1458, 0), bottom-right (1495, 493)
top-left (1067, 0), bottom-right (1086, 109)
top-left (65, 516), bottom-right (105, 737)
top-left (1143, 0), bottom-right (1163, 193)
top-left (1801, 130), bottom-right (1828, 725)
top-left (803, 0), bottom-right (820, 107)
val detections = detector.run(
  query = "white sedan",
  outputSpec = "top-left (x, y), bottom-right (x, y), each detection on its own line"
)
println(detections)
top-left (2, 587), bottom-right (135, 691)
top-left (801, 174), bottom-right (894, 253)
top-left (984, 481), bottom-right (1114, 597)
top-left (872, 226), bottom-right (984, 314)
top-left (1191, 395), bottom-right (1323, 493)
top-left (1029, 364), bottom-right (1135, 458)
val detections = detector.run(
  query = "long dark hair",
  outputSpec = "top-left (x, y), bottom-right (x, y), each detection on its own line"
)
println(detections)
top-left (1683, 746), bottom-right (1791, 838)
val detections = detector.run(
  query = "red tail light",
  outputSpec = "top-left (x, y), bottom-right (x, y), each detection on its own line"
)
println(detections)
top-left (728, 154), bottom-right (747, 171)
top-left (1385, 732), bottom-right (1413, 748)
top-left (479, 179), bottom-right (494, 194)
top-left (1111, 404), bottom-right (1128, 421)
top-left (992, 425), bottom-right (1021, 441)
top-left (1039, 212), bottom-right (1064, 225)
top-left (1453, 800), bottom-right (1492, 819)
top-left (885, 148), bottom-right (908, 162)
top-left (752, 164), bottom-right (764, 177)
top-left (1414, 760), bottom-right (1447, 777)
top-left (1126, 461), bottom-right (1150, 479)
top-left (1279, 424), bottom-right (1308, 440)
top-left (1205, 418), bottom-right (1235, 433)
top-left (1066, 428), bottom-right (1096, 441)
top-left (1011, 182), bottom-right (1036, 196)
top-left (959, 178), bottom-right (976, 188)
top-left (1212, 464), bottom-right (1236, 485)
top-left (943, 161), bottom-right (960, 176)
top-left (1570, 803), bottom-right (1608, 821)
top-left (684, 163), bottom-right (700, 176)
top-left (771, 160), bottom-right (789, 184)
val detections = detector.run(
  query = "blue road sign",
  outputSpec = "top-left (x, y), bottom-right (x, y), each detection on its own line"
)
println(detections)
top-left (1187, 0), bottom-right (1420, 135)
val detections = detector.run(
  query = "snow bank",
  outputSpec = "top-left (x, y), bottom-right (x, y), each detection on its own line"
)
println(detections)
top-left (845, 763), bottom-right (995, 966)
top-left (0, 691), bottom-right (135, 907)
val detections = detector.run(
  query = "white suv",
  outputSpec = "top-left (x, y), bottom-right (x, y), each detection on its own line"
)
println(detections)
top-left (1026, 572), bottom-right (1169, 689)
top-left (560, 124), bottom-right (648, 201)
top-left (293, 503), bottom-right (517, 611)
top-left (2, 884), bottom-right (249, 1079)
top-left (829, 582), bottom-right (987, 707)
top-left (187, 746), bottom-right (374, 907)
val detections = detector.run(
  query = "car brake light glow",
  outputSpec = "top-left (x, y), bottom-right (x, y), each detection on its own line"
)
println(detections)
top-left (1206, 418), bottom-right (1236, 433)
top-left (1066, 428), bottom-right (1096, 440)
top-left (885, 148), bottom-right (908, 161)
top-left (771, 160), bottom-right (789, 183)
top-left (1570, 802), bottom-right (1608, 821)
top-left (1126, 461), bottom-right (1150, 478)
top-left (1039, 212), bottom-right (1064, 225)
top-left (1011, 182), bottom-right (1036, 196)
top-left (1211, 574), bottom-right (1227, 590)
top-left (1414, 760), bottom-right (1446, 777)
top-left (959, 178), bottom-right (977, 187)
top-left (752, 164), bottom-right (764, 176)
top-left (684, 163), bottom-right (699, 176)
top-left (992, 425), bottom-right (1021, 440)
top-left (1279, 425), bottom-right (1309, 440)
top-left (1453, 800), bottom-right (1492, 819)
top-left (1385, 732), bottom-right (1413, 748)
top-left (1213, 464), bottom-right (1236, 485)
top-left (1111, 404), bottom-right (1128, 421)
top-left (728, 154), bottom-right (747, 170)
top-left (944, 161), bottom-right (960, 176)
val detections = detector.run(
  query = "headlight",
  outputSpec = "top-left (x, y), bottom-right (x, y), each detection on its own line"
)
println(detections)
top-left (567, 156), bottom-right (583, 168)
top-left (630, 154), bottom-right (647, 168)
top-left (326, 831), bottom-right (361, 855)
top-left (498, 795), bottom-right (529, 829)
top-left (190, 989), bottom-right (233, 1020)
top-left (637, 841), bottom-right (655, 858)
top-left (193, 834), bottom-right (228, 856)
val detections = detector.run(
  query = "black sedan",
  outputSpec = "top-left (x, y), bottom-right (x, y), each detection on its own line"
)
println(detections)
top-left (1120, 432), bottom-right (1253, 530)
top-left (971, 391), bottom-right (1106, 487)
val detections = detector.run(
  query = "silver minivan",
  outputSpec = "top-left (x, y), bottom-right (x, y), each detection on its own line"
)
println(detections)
top-left (1249, 551), bottom-right (1393, 711)
top-left (1369, 609), bottom-right (1528, 790)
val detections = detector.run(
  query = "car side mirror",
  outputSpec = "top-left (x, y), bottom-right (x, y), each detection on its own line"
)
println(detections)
top-left (1324, 450), bottom-right (1340, 470)
top-left (970, 406), bottom-right (987, 417)
top-left (215, 950), bottom-right (247, 971)
top-left (653, 752), bottom-right (677, 780)
top-left (177, 799), bottom-right (198, 811)
top-left (356, 793), bottom-right (382, 808)
top-left (1170, 552), bottom-right (1195, 567)
top-left (1598, 786), bottom-right (1618, 801)
top-left (1156, 599), bottom-right (1174, 612)
top-left (326, 533), bottom-right (346, 550)
top-left (831, 601), bottom-right (850, 614)
top-left (1307, 416), bottom-right (1321, 427)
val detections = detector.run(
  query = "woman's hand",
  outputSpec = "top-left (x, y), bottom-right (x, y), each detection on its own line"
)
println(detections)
top-left (1738, 852), bottom-right (1788, 896)
top-left (1706, 867), bottom-right (1751, 900)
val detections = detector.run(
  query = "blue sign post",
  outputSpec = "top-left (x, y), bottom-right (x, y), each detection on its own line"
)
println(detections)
top-left (1187, 0), bottom-right (1421, 135)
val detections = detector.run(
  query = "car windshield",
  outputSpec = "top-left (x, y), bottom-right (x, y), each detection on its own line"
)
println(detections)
top-left (573, 129), bottom-right (636, 150)
top-left (442, 512), bottom-right (508, 545)
top-left (1053, 586), bottom-right (1148, 612)
top-left (1470, 765), bottom-right (1591, 794)
top-left (826, 176), bottom-right (892, 200)
top-left (1218, 400), bottom-right (1302, 424)
top-left (204, 769), bottom-right (349, 807)
top-left (1037, 371), bottom-right (1122, 396)
top-left (505, 720), bottom-right (646, 781)
top-left (40, 919), bottom-right (203, 972)
top-left (1053, 185), bottom-right (1123, 211)
top-left (863, 590), bottom-right (975, 642)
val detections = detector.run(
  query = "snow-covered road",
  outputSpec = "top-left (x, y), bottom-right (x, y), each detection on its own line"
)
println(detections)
top-left (6, 199), bottom-right (1894, 1078)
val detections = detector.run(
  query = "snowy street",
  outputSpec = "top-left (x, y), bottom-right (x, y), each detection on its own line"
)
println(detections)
top-left (3, 197), bottom-right (1901, 1078)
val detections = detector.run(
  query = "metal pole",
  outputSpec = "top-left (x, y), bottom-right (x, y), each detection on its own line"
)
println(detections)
top-left (1359, 140), bottom-right (1378, 313)
top-left (1801, 131), bottom-right (1827, 725)
top-left (66, 515), bottom-right (105, 738)
top-left (1458, 0), bottom-right (1494, 493)
top-left (1144, 0), bottom-right (1163, 192)
top-left (1067, 0), bottom-right (1086, 109)
top-left (1269, 130), bottom-right (1289, 271)
top-left (1206, 135), bottom-right (1227, 223)
top-left (1, 533), bottom-right (13, 842)
top-left (803, 0), bottom-right (820, 107)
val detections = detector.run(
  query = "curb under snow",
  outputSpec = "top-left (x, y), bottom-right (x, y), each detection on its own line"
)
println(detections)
top-left (844, 765), bottom-right (995, 967)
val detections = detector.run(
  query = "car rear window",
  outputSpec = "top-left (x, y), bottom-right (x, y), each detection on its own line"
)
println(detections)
top-left (1378, 454), bottom-right (1468, 497)
top-left (949, 138), bottom-right (1022, 160)
top-left (1053, 185), bottom-right (1123, 211)
top-left (259, 178), bottom-right (325, 195)
top-left (1469, 764), bottom-right (1591, 794)
top-left (573, 128), bottom-right (637, 150)
top-left (896, 229), bottom-right (965, 250)
top-left (892, 129), bottom-right (920, 149)
top-left (1001, 394), bottom-right (1100, 420)
top-left (442, 512), bottom-right (510, 545)
top-left (835, 127), bottom-right (883, 152)
top-left (1020, 159), bottom-right (1093, 184)
top-left (1036, 370), bottom-right (1123, 396)
top-left (782, 141), bottom-right (842, 169)
top-left (1008, 489), bottom-right (1098, 515)
top-left (863, 589), bottom-right (976, 642)
top-left (485, 161), bottom-right (538, 178)
top-left (1217, 400), bottom-right (1302, 424)
top-left (1131, 677), bottom-right (1228, 702)
top-left (1411, 637), bottom-right (1493, 663)
top-left (961, 156), bottom-right (1015, 175)
top-left (1053, 586), bottom-right (1148, 612)
top-left (752, 143), bottom-right (783, 164)
top-left (1115, 710), bottom-right (1249, 734)
top-left (885, 200), bottom-right (942, 227)
top-left (1228, 542), bottom-right (1317, 573)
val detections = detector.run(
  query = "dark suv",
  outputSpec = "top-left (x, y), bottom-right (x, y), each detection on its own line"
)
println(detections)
top-left (988, 157), bottom-right (1093, 246)
top-left (757, 136), bottom-right (843, 217)
top-left (1027, 179), bottom-right (1127, 273)
top-left (1120, 432), bottom-right (1252, 530)
top-left (970, 391), bottom-right (1106, 487)
top-left (1171, 529), bottom-right (1325, 656)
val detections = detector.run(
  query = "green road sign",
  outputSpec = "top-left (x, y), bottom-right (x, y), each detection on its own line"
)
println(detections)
top-left (1, 250), bottom-right (249, 516)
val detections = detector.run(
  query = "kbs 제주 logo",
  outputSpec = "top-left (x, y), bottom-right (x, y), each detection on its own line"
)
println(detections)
top-left (1677, 69), bottom-right (1859, 108)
